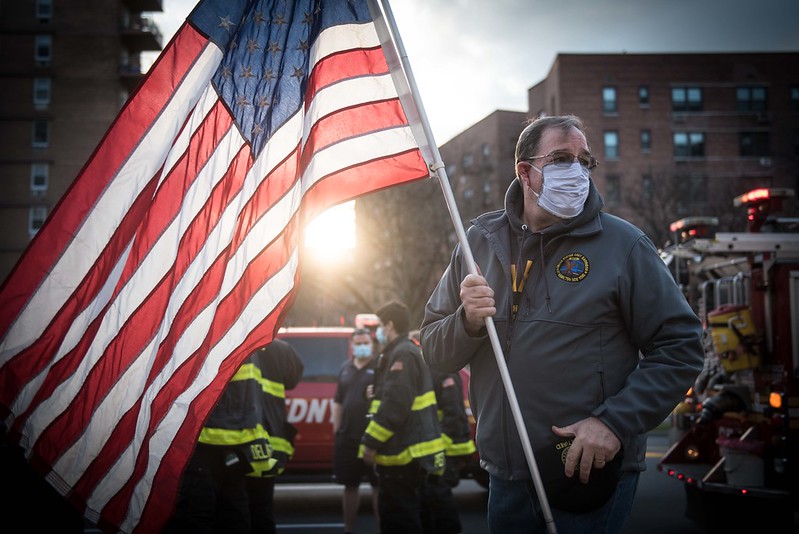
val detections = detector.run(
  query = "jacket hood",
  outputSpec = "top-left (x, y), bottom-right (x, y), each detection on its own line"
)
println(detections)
top-left (502, 177), bottom-right (605, 237)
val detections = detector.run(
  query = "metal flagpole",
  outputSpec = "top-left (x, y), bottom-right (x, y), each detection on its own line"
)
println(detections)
top-left (367, 1), bottom-right (558, 532)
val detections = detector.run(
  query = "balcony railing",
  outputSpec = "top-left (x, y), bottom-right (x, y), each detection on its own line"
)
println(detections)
top-left (121, 15), bottom-right (163, 52)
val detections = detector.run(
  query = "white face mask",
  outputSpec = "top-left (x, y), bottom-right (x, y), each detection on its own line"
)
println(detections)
top-left (530, 161), bottom-right (590, 219)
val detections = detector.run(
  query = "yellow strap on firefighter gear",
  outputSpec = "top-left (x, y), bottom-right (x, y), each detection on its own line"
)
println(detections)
top-left (368, 399), bottom-right (380, 414)
top-left (198, 423), bottom-right (272, 446)
top-left (268, 436), bottom-right (295, 456)
top-left (364, 436), bottom-right (446, 466)
top-left (246, 457), bottom-right (279, 477)
top-left (442, 433), bottom-right (476, 456)
top-left (232, 362), bottom-right (286, 398)
top-left (364, 419), bottom-right (394, 443)
top-left (411, 391), bottom-right (437, 411)
top-left (368, 391), bottom-right (436, 415)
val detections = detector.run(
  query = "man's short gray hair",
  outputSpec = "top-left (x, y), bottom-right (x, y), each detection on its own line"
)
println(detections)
top-left (515, 115), bottom-right (586, 165)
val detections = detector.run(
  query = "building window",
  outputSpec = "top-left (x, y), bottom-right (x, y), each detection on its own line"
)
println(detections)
top-left (35, 34), bottom-right (52, 64)
top-left (736, 86), bottom-right (768, 112)
top-left (739, 132), bottom-right (770, 157)
top-left (33, 78), bottom-right (51, 108)
top-left (482, 143), bottom-right (491, 158)
top-left (671, 87), bottom-right (702, 112)
top-left (36, 0), bottom-right (53, 22)
top-left (640, 130), bottom-right (651, 152)
top-left (639, 85), bottom-right (650, 107)
top-left (605, 175), bottom-right (621, 207)
top-left (602, 87), bottom-right (617, 113)
top-left (29, 206), bottom-right (48, 236)
top-left (674, 132), bottom-right (705, 157)
top-left (792, 86), bottom-right (799, 113)
top-left (462, 153), bottom-right (473, 170)
top-left (482, 180), bottom-right (492, 206)
top-left (33, 119), bottom-right (50, 147)
top-left (30, 163), bottom-right (49, 194)
top-left (641, 174), bottom-right (652, 201)
top-left (604, 131), bottom-right (619, 159)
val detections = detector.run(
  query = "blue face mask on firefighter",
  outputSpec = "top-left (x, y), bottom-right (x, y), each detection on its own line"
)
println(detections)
top-left (529, 161), bottom-right (590, 219)
top-left (352, 344), bottom-right (372, 359)
top-left (375, 326), bottom-right (387, 345)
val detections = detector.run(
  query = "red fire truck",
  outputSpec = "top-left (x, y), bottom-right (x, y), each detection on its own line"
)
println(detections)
top-left (276, 325), bottom-right (486, 486)
top-left (658, 188), bottom-right (798, 531)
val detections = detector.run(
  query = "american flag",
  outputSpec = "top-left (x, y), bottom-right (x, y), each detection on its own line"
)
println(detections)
top-left (0, 0), bottom-right (429, 531)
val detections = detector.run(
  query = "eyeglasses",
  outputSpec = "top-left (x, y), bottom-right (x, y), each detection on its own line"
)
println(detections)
top-left (524, 150), bottom-right (599, 170)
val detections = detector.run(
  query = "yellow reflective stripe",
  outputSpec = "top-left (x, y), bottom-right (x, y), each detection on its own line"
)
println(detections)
top-left (445, 438), bottom-right (476, 456)
top-left (442, 432), bottom-right (476, 456)
top-left (411, 436), bottom-right (446, 458)
top-left (411, 391), bottom-right (437, 411)
top-left (198, 423), bottom-right (271, 446)
top-left (375, 447), bottom-right (414, 466)
top-left (365, 420), bottom-right (394, 443)
top-left (246, 457), bottom-right (278, 477)
top-left (369, 392), bottom-right (435, 414)
top-left (368, 399), bottom-right (380, 414)
top-left (231, 363), bottom-right (285, 398)
top-left (268, 436), bottom-right (294, 456)
top-left (373, 437), bottom-right (446, 466)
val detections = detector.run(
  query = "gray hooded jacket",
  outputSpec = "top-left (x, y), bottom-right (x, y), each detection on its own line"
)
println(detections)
top-left (420, 179), bottom-right (703, 479)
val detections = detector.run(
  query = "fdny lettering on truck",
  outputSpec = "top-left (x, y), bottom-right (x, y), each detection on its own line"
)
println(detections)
top-left (286, 397), bottom-right (334, 424)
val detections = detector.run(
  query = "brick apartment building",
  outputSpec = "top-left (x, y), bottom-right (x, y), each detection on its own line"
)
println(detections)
top-left (439, 109), bottom-right (529, 228)
top-left (442, 52), bottom-right (799, 246)
top-left (0, 0), bottom-right (163, 281)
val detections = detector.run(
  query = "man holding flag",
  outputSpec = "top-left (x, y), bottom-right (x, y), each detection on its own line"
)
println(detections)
top-left (420, 115), bottom-right (704, 533)
top-left (0, 1), bottom-right (430, 532)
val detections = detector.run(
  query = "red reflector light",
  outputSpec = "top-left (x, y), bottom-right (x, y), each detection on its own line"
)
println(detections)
top-left (668, 469), bottom-right (676, 477)
top-left (677, 473), bottom-right (685, 480)
top-left (686, 477), bottom-right (695, 485)
top-left (743, 189), bottom-right (770, 204)
top-left (741, 489), bottom-right (748, 495)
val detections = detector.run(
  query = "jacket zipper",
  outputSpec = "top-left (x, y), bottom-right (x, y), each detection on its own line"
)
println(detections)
top-left (501, 223), bottom-right (529, 474)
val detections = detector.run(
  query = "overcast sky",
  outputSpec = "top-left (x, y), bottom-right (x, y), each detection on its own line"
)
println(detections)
top-left (150, 0), bottom-right (799, 143)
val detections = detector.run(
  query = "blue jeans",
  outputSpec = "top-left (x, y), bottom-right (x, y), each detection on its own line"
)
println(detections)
top-left (487, 471), bottom-right (640, 533)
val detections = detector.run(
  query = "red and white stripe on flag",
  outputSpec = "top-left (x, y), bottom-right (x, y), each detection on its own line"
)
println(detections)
top-left (0, 0), bottom-right (429, 532)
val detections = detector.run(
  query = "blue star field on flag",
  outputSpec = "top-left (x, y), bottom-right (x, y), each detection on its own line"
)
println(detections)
top-left (189, 0), bottom-right (372, 156)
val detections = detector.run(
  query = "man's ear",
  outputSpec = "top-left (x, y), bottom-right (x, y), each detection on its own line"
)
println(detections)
top-left (516, 162), bottom-right (532, 189)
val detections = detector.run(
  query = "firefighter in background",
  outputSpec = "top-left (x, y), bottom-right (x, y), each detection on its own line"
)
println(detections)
top-left (166, 339), bottom-right (303, 534)
top-left (245, 339), bottom-right (304, 533)
top-left (332, 328), bottom-right (380, 534)
top-left (410, 330), bottom-right (476, 534)
top-left (360, 301), bottom-right (446, 534)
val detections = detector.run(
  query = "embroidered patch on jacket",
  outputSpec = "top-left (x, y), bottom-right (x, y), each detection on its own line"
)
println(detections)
top-left (390, 361), bottom-right (404, 372)
top-left (556, 253), bottom-right (589, 282)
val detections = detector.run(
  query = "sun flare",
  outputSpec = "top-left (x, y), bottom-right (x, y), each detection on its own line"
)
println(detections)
top-left (303, 201), bottom-right (356, 262)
